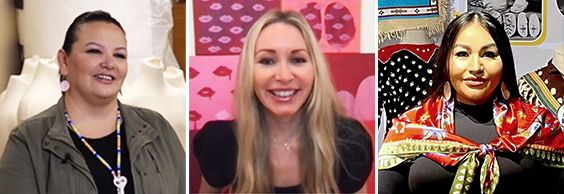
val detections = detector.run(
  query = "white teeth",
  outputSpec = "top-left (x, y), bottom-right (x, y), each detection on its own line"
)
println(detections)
top-left (273, 90), bottom-right (295, 97)
top-left (95, 75), bottom-right (113, 80)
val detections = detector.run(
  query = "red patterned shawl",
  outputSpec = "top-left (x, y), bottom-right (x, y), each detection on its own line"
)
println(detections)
top-left (378, 96), bottom-right (564, 194)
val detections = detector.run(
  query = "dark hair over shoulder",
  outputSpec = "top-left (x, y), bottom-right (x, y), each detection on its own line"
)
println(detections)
top-left (425, 11), bottom-right (521, 102)
top-left (61, 10), bottom-right (125, 54)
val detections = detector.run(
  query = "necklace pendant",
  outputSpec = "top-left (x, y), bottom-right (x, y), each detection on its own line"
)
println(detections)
top-left (284, 143), bottom-right (290, 150)
top-left (113, 176), bottom-right (127, 194)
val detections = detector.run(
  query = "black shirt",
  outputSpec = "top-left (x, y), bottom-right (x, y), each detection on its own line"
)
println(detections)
top-left (69, 125), bottom-right (135, 194)
top-left (193, 118), bottom-right (373, 193)
top-left (453, 100), bottom-right (498, 144)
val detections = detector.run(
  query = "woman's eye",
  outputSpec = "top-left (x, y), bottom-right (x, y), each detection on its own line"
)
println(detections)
top-left (259, 58), bottom-right (275, 65)
top-left (455, 51), bottom-right (469, 57)
top-left (482, 51), bottom-right (498, 58)
top-left (291, 58), bottom-right (306, 64)
top-left (87, 49), bottom-right (101, 54)
top-left (114, 54), bottom-right (126, 59)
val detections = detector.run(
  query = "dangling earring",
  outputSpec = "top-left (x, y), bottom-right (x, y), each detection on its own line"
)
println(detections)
top-left (444, 82), bottom-right (452, 100)
top-left (501, 82), bottom-right (510, 100)
top-left (60, 75), bottom-right (70, 92)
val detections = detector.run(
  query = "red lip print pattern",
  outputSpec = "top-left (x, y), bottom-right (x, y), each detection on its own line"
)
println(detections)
top-left (199, 15), bottom-right (213, 23)
top-left (210, 3), bottom-right (222, 10)
top-left (324, 2), bottom-right (356, 51)
top-left (299, 2), bottom-right (323, 41)
top-left (240, 15), bottom-right (254, 23)
top-left (229, 26), bottom-right (243, 35)
top-left (197, 87), bottom-right (216, 99)
top-left (218, 36), bottom-right (232, 44)
top-left (213, 66), bottom-right (233, 80)
top-left (209, 25), bottom-right (222, 33)
top-left (208, 46), bottom-right (221, 53)
top-left (199, 36), bottom-right (212, 44)
top-left (220, 15), bottom-right (234, 23)
top-left (332, 23), bottom-right (344, 30)
top-left (189, 110), bottom-right (202, 129)
top-left (193, 0), bottom-right (281, 55)
top-left (252, 4), bottom-right (266, 11)
top-left (229, 47), bottom-right (242, 53)
top-left (231, 3), bottom-right (244, 11)
top-left (189, 67), bottom-right (200, 79)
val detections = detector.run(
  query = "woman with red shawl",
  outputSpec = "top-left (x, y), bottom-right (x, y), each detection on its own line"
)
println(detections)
top-left (379, 11), bottom-right (564, 194)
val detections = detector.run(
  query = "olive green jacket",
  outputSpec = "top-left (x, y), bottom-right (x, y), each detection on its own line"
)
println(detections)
top-left (0, 98), bottom-right (185, 194)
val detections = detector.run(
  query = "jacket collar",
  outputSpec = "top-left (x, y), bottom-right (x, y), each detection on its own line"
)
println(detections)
top-left (43, 97), bottom-right (79, 156)
top-left (42, 97), bottom-right (160, 169)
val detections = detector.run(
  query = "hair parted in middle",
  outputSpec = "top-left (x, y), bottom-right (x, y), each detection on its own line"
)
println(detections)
top-left (233, 9), bottom-right (347, 193)
top-left (425, 11), bottom-right (521, 103)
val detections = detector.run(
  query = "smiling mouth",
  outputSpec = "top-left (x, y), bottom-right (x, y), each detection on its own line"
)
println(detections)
top-left (270, 90), bottom-right (298, 98)
top-left (463, 79), bottom-right (487, 86)
top-left (464, 78), bottom-right (486, 82)
top-left (94, 74), bottom-right (115, 81)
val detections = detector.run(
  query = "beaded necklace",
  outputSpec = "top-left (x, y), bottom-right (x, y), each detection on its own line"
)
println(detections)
top-left (65, 108), bottom-right (127, 194)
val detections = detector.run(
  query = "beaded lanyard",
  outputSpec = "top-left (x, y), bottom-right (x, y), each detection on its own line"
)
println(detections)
top-left (65, 108), bottom-right (127, 194)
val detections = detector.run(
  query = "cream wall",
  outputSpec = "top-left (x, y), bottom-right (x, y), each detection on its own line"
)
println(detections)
top-left (0, 0), bottom-right (20, 92)
top-left (360, 0), bottom-right (376, 53)
top-left (188, 0), bottom-right (194, 56)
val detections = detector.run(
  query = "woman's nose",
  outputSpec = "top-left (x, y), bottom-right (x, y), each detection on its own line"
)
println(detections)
top-left (275, 61), bottom-right (293, 82)
top-left (468, 55), bottom-right (484, 73)
top-left (101, 53), bottom-right (116, 69)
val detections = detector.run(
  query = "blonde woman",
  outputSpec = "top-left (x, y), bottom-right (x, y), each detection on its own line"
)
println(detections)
top-left (193, 10), bottom-right (373, 193)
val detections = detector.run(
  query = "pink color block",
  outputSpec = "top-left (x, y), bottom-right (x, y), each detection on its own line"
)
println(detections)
top-left (337, 91), bottom-right (356, 117)
top-left (189, 55), bottom-right (239, 130)
top-left (281, 0), bottom-right (361, 53)
top-left (354, 76), bottom-right (375, 121)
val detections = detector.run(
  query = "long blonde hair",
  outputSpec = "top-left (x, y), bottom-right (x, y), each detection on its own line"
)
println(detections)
top-left (233, 9), bottom-right (346, 193)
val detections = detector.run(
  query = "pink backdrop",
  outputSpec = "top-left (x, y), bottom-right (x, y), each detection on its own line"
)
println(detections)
top-left (193, 0), bottom-right (281, 55)
top-left (189, 1), bottom-right (373, 193)
top-left (189, 55), bottom-right (238, 130)
top-left (281, 0), bottom-right (361, 52)
top-left (192, 0), bottom-right (361, 55)
top-left (189, 53), bottom-right (374, 131)
top-left (188, 54), bottom-right (375, 193)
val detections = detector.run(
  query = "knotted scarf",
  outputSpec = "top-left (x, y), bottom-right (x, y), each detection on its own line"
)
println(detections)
top-left (379, 95), bottom-right (564, 194)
